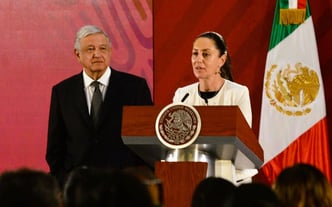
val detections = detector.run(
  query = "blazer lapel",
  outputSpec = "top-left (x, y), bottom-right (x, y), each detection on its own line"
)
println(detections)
top-left (73, 74), bottom-right (91, 126)
top-left (98, 70), bottom-right (122, 127)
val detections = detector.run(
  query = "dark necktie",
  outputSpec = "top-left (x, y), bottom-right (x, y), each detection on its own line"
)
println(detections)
top-left (91, 81), bottom-right (102, 127)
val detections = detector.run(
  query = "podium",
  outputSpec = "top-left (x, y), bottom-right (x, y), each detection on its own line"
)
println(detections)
top-left (122, 105), bottom-right (263, 207)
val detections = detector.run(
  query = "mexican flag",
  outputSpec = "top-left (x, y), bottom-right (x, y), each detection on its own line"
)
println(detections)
top-left (259, 0), bottom-right (331, 183)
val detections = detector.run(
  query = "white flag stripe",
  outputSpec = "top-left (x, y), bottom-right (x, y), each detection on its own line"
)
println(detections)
top-left (259, 16), bottom-right (326, 163)
top-left (289, 0), bottom-right (298, 8)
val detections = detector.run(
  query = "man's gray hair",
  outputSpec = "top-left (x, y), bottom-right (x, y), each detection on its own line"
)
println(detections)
top-left (74, 25), bottom-right (111, 51)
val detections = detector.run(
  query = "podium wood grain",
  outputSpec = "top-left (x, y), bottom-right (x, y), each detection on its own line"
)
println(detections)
top-left (155, 161), bottom-right (208, 207)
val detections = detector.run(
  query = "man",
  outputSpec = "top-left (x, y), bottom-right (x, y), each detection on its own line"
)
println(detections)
top-left (46, 25), bottom-right (153, 187)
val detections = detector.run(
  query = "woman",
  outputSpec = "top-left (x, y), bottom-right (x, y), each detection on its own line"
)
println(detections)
top-left (172, 31), bottom-right (252, 127)
top-left (273, 163), bottom-right (332, 207)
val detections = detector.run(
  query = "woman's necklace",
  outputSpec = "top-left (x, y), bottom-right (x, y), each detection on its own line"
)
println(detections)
top-left (198, 88), bottom-right (221, 105)
top-left (198, 80), bottom-right (224, 105)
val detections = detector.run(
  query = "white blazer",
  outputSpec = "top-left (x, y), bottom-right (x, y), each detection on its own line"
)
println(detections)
top-left (173, 80), bottom-right (252, 127)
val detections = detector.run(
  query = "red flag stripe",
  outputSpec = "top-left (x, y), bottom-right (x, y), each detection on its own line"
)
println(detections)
top-left (261, 118), bottom-right (331, 184)
top-left (298, 0), bottom-right (306, 9)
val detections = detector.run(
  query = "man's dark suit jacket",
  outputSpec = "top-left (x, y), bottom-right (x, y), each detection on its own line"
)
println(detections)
top-left (46, 68), bottom-right (153, 186)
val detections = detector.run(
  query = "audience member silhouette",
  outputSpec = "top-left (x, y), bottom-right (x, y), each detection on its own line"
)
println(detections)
top-left (191, 176), bottom-right (236, 207)
top-left (232, 182), bottom-right (281, 207)
top-left (63, 167), bottom-right (154, 207)
top-left (273, 163), bottom-right (332, 207)
top-left (123, 166), bottom-right (164, 207)
top-left (0, 168), bottom-right (61, 207)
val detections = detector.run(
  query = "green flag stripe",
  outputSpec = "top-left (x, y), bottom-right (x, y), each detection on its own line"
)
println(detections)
top-left (280, 0), bottom-right (289, 9)
top-left (268, 0), bottom-right (311, 50)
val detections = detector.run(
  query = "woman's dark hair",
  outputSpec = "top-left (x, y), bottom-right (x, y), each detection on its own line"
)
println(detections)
top-left (196, 31), bottom-right (233, 81)
top-left (273, 163), bottom-right (332, 207)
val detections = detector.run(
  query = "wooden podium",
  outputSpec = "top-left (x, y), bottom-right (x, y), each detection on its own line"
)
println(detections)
top-left (121, 105), bottom-right (263, 207)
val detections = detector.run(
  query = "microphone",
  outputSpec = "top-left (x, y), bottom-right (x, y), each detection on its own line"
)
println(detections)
top-left (181, 93), bottom-right (189, 102)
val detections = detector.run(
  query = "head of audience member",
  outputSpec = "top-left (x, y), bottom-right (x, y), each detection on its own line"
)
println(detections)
top-left (123, 166), bottom-right (163, 207)
top-left (232, 182), bottom-right (282, 207)
top-left (273, 163), bottom-right (332, 207)
top-left (0, 168), bottom-right (61, 207)
top-left (193, 31), bottom-right (233, 81)
top-left (63, 167), bottom-right (154, 207)
top-left (191, 176), bottom-right (236, 207)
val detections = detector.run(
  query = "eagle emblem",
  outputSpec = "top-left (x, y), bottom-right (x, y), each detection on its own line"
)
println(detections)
top-left (265, 62), bottom-right (320, 116)
top-left (155, 103), bottom-right (201, 149)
